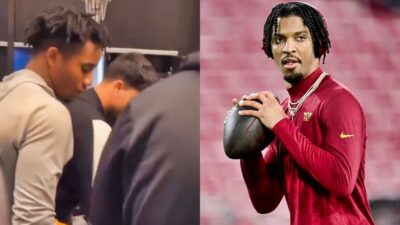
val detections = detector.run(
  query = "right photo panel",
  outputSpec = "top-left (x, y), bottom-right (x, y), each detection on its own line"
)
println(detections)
top-left (201, 1), bottom-right (400, 225)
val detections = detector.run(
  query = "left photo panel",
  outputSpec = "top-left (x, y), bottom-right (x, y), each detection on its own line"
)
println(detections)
top-left (0, 0), bottom-right (199, 224)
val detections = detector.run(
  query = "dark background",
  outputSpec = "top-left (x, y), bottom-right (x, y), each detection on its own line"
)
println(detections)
top-left (0, 0), bottom-right (199, 77)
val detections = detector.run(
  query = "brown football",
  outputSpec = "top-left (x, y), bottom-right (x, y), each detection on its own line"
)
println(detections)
top-left (223, 99), bottom-right (276, 159)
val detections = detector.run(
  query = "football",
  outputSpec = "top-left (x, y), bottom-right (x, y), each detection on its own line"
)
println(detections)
top-left (223, 100), bottom-right (275, 159)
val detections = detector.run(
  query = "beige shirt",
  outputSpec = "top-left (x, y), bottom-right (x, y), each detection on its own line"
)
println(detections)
top-left (0, 69), bottom-right (73, 225)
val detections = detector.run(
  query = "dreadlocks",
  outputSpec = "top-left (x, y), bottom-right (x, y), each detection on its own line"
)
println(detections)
top-left (25, 6), bottom-right (111, 56)
top-left (262, 2), bottom-right (331, 63)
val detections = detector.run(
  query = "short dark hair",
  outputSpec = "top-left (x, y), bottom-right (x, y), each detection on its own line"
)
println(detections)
top-left (104, 53), bottom-right (159, 91)
top-left (25, 6), bottom-right (111, 55)
top-left (262, 2), bottom-right (331, 63)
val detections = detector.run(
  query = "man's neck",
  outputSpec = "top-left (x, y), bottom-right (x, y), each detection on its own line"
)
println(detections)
top-left (25, 56), bottom-right (53, 89)
top-left (94, 83), bottom-right (119, 125)
top-left (285, 62), bottom-right (320, 89)
top-left (94, 83), bottom-right (111, 114)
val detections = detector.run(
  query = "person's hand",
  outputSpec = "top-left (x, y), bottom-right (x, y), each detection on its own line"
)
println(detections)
top-left (232, 98), bottom-right (238, 106)
top-left (225, 96), bottom-right (251, 124)
top-left (232, 94), bottom-right (253, 106)
top-left (238, 91), bottom-right (287, 130)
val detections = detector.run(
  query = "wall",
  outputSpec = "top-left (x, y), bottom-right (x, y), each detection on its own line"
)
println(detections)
top-left (10, 0), bottom-right (198, 54)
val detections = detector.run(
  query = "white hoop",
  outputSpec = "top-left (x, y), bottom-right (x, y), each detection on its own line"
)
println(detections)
top-left (82, 0), bottom-right (111, 22)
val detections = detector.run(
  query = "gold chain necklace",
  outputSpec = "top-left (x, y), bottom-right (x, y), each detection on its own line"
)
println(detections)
top-left (288, 72), bottom-right (328, 118)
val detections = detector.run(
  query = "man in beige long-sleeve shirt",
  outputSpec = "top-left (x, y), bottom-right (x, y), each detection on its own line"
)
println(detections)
top-left (0, 7), bottom-right (110, 225)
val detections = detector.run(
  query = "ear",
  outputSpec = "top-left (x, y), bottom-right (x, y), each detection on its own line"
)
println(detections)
top-left (112, 80), bottom-right (124, 92)
top-left (45, 47), bottom-right (61, 68)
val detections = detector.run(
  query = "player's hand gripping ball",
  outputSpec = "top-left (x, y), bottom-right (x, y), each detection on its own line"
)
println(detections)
top-left (223, 98), bottom-right (277, 159)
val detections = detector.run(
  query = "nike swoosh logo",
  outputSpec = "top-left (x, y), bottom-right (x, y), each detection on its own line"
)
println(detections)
top-left (340, 132), bottom-right (354, 139)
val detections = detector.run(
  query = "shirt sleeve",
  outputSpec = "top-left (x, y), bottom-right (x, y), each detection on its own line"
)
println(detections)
top-left (12, 103), bottom-right (73, 225)
top-left (240, 142), bottom-right (284, 213)
top-left (272, 91), bottom-right (366, 197)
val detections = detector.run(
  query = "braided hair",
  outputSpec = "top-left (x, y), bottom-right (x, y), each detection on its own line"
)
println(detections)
top-left (262, 2), bottom-right (331, 63)
top-left (26, 6), bottom-right (111, 56)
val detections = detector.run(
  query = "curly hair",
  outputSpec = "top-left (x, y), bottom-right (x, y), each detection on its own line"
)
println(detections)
top-left (262, 2), bottom-right (331, 63)
top-left (25, 6), bottom-right (111, 55)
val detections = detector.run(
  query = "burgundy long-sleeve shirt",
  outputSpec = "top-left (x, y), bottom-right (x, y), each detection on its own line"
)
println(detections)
top-left (241, 68), bottom-right (375, 225)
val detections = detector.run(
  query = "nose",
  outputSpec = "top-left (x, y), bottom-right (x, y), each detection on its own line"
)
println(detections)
top-left (282, 38), bottom-right (296, 54)
top-left (83, 72), bottom-right (93, 89)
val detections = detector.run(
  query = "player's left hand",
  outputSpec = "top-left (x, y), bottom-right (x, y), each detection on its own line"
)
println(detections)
top-left (238, 91), bottom-right (287, 130)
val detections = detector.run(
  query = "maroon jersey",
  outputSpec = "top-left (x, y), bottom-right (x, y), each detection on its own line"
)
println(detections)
top-left (241, 68), bottom-right (375, 225)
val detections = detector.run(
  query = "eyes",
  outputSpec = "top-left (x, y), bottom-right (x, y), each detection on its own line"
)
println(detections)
top-left (296, 35), bottom-right (307, 42)
top-left (81, 64), bottom-right (96, 74)
top-left (274, 36), bottom-right (283, 45)
top-left (272, 34), bottom-right (308, 45)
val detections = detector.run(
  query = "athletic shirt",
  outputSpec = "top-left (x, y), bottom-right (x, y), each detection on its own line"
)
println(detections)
top-left (241, 68), bottom-right (376, 225)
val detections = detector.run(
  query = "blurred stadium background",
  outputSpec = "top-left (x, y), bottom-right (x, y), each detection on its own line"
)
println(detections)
top-left (200, 0), bottom-right (400, 224)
